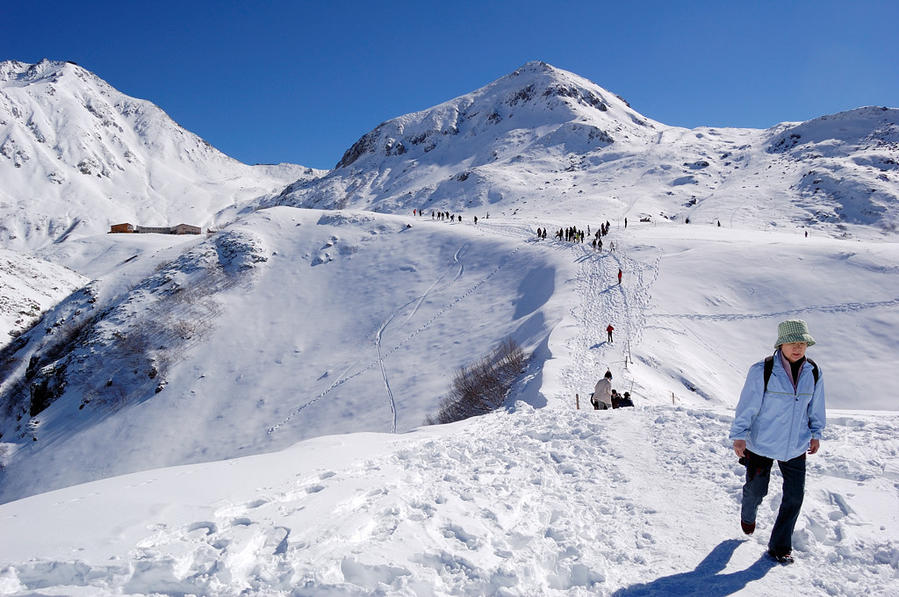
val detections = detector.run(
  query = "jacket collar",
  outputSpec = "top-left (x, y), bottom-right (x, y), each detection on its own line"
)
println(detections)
top-left (777, 349), bottom-right (807, 389)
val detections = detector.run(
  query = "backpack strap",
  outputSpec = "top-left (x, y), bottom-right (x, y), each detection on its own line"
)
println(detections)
top-left (807, 357), bottom-right (819, 385)
top-left (764, 354), bottom-right (819, 393)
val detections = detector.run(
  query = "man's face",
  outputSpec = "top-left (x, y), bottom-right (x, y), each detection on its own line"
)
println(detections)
top-left (782, 342), bottom-right (808, 363)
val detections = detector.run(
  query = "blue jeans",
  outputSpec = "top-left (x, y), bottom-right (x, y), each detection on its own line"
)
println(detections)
top-left (740, 450), bottom-right (806, 554)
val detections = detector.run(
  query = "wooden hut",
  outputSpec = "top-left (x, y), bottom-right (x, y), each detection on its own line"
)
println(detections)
top-left (172, 224), bottom-right (201, 235)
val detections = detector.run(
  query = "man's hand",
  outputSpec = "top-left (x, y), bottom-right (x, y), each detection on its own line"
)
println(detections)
top-left (808, 439), bottom-right (820, 455)
top-left (733, 439), bottom-right (746, 457)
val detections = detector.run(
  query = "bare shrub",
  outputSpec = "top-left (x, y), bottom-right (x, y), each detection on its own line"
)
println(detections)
top-left (427, 338), bottom-right (526, 425)
top-left (43, 315), bottom-right (94, 363)
top-left (169, 319), bottom-right (197, 340)
top-left (113, 327), bottom-right (151, 357)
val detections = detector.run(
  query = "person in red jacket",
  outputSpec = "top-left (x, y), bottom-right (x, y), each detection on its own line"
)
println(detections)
top-left (618, 268), bottom-right (623, 284)
top-left (606, 324), bottom-right (614, 343)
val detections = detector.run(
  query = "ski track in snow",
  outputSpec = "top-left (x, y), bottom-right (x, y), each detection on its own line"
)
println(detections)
top-left (266, 242), bottom-right (521, 435)
top-left (376, 309), bottom-right (401, 434)
top-left (648, 297), bottom-right (899, 321)
top-left (374, 243), bottom-right (470, 434)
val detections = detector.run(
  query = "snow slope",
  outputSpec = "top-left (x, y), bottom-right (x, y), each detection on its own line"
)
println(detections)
top-left (0, 207), bottom-right (567, 503)
top-left (0, 249), bottom-right (86, 345)
top-left (0, 268), bottom-right (897, 596)
top-left (0, 59), bottom-right (323, 251)
top-left (1, 209), bottom-right (897, 595)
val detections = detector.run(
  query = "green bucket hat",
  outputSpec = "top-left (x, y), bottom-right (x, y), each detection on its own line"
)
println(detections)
top-left (774, 319), bottom-right (816, 348)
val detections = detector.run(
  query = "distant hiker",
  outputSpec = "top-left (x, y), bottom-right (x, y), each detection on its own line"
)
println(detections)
top-left (542, 228), bottom-right (547, 239)
top-left (617, 268), bottom-right (622, 285)
top-left (598, 239), bottom-right (603, 251)
top-left (413, 209), bottom-right (417, 216)
top-left (606, 324), bottom-right (614, 343)
top-left (609, 241), bottom-right (615, 252)
top-left (804, 230), bottom-right (808, 238)
top-left (611, 389), bottom-right (633, 409)
top-left (536, 227), bottom-right (542, 238)
top-left (624, 217), bottom-right (628, 229)
top-left (592, 238), bottom-right (597, 250)
top-left (717, 220), bottom-right (721, 227)
top-left (729, 320), bottom-right (826, 564)
top-left (474, 216), bottom-right (478, 225)
top-left (593, 370), bottom-right (614, 410)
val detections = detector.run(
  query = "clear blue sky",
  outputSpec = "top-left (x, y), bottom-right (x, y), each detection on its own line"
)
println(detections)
top-left (3, 1), bottom-right (897, 170)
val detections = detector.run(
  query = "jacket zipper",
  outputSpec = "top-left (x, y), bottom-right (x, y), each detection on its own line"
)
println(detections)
top-left (787, 362), bottom-right (804, 456)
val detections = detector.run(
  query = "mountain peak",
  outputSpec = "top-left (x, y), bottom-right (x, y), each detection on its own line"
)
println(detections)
top-left (0, 59), bottom-right (316, 250)
top-left (332, 61), bottom-right (652, 171)
top-left (0, 58), bottom-right (77, 85)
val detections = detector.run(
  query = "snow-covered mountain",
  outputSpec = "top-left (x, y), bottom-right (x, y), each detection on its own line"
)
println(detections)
top-left (0, 59), bottom-right (323, 251)
top-left (0, 60), bottom-right (897, 595)
top-left (0, 249), bottom-right (86, 343)
top-left (265, 61), bottom-right (898, 238)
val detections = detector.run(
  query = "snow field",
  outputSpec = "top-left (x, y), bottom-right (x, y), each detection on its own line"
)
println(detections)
top-left (0, 404), bottom-right (896, 595)
top-left (0, 207), bottom-right (570, 502)
top-left (1, 208), bottom-right (898, 595)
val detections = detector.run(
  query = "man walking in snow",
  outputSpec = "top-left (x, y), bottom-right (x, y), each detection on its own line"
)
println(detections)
top-left (593, 370), bottom-right (614, 410)
top-left (606, 324), bottom-right (614, 343)
top-left (729, 320), bottom-right (826, 564)
top-left (617, 268), bottom-right (622, 285)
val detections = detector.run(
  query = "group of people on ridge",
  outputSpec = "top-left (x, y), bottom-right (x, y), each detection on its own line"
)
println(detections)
top-left (589, 369), bottom-right (634, 410)
top-left (535, 220), bottom-right (617, 250)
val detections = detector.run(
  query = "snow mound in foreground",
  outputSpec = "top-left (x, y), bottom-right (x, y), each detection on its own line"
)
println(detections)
top-left (0, 404), bottom-right (896, 596)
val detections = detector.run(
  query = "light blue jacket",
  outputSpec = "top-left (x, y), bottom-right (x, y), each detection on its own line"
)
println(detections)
top-left (729, 351), bottom-right (826, 462)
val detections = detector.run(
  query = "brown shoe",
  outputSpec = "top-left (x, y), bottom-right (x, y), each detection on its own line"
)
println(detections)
top-left (741, 520), bottom-right (755, 535)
